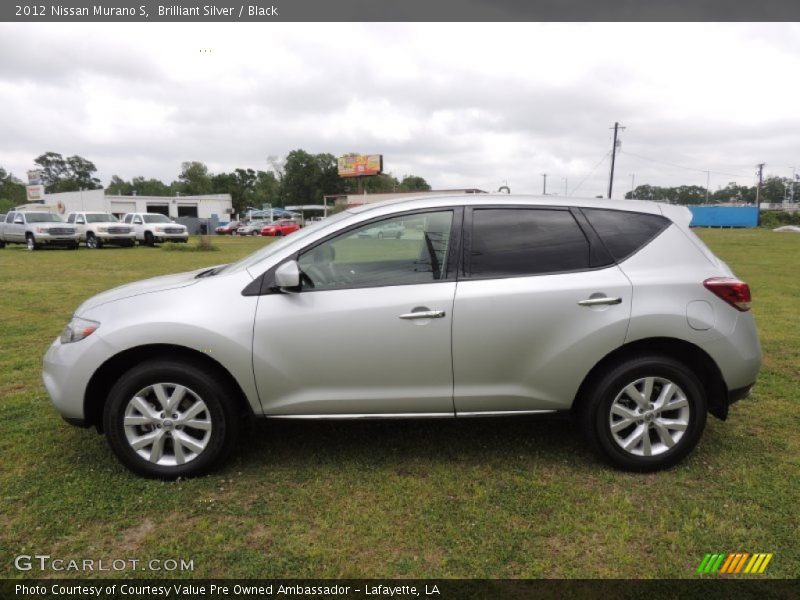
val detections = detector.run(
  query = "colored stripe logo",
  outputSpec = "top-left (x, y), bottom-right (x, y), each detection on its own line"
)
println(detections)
top-left (696, 553), bottom-right (773, 574)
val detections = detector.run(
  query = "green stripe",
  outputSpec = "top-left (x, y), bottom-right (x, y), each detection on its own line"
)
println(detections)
top-left (711, 553), bottom-right (726, 573)
top-left (697, 554), bottom-right (712, 573)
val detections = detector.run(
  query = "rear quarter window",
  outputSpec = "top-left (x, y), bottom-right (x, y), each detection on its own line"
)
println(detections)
top-left (582, 208), bottom-right (670, 262)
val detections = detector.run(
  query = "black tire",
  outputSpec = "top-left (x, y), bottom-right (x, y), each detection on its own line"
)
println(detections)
top-left (578, 355), bottom-right (707, 472)
top-left (0, 240), bottom-right (5, 249)
top-left (251, 230), bottom-right (258, 237)
top-left (86, 233), bottom-right (99, 249)
top-left (26, 234), bottom-right (37, 251)
top-left (144, 231), bottom-right (155, 246)
top-left (103, 360), bottom-right (240, 479)
top-left (275, 231), bottom-right (283, 237)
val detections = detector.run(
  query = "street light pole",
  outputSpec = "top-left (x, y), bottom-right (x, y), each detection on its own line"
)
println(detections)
top-left (541, 173), bottom-right (547, 195)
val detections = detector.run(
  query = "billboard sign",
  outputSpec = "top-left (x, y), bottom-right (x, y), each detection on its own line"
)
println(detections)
top-left (337, 154), bottom-right (383, 177)
top-left (26, 184), bottom-right (46, 202)
top-left (27, 169), bottom-right (44, 185)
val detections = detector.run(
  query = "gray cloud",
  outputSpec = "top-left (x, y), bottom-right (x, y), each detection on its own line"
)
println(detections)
top-left (0, 22), bottom-right (797, 199)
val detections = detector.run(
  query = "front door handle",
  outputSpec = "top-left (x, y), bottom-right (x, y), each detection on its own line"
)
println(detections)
top-left (399, 310), bottom-right (446, 320)
top-left (578, 296), bottom-right (622, 307)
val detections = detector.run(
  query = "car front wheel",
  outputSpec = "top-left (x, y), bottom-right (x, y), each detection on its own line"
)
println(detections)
top-left (103, 360), bottom-right (239, 478)
top-left (579, 355), bottom-right (707, 472)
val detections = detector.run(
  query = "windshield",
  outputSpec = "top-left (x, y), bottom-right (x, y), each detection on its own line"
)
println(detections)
top-left (221, 211), bottom-right (352, 275)
top-left (143, 214), bottom-right (171, 223)
top-left (26, 213), bottom-right (62, 223)
top-left (86, 213), bottom-right (119, 223)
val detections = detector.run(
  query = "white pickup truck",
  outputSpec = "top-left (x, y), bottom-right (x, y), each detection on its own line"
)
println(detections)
top-left (0, 210), bottom-right (79, 250)
top-left (66, 211), bottom-right (136, 249)
top-left (122, 212), bottom-right (189, 245)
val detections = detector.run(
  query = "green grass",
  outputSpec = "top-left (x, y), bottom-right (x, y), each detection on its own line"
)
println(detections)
top-left (0, 230), bottom-right (798, 579)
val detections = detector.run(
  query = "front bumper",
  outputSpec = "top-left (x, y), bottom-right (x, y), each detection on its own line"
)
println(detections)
top-left (37, 234), bottom-right (79, 246)
top-left (42, 333), bottom-right (116, 424)
top-left (96, 233), bottom-right (136, 243)
top-left (153, 234), bottom-right (189, 243)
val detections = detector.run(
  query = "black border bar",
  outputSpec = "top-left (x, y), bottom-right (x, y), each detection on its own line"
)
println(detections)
top-left (4, 0), bottom-right (800, 22)
top-left (3, 579), bottom-right (799, 600)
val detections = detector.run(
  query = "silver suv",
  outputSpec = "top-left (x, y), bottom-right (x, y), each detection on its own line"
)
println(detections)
top-left (43, 195), bottom-right (761, 478)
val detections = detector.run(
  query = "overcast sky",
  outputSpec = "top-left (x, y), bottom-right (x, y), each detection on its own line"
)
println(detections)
top-left (1, 23), bottom-right (798, 198)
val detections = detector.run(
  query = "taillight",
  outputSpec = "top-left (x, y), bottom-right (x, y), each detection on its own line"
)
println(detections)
top-left (703, 277), bottom-right (752, 312)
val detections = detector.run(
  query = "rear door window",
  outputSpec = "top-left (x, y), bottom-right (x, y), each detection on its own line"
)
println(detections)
top-left (468, 208), bottom-right (591, 277)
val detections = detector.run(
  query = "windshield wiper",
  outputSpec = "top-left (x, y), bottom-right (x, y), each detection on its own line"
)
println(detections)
top-left (195, 265), bottom-right (228, 278)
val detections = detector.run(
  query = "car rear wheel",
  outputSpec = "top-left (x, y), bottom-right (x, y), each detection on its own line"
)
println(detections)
top-left (579, 355), bottom-right (707, 472)
top-left (103, 360), bottom-right (240, 479)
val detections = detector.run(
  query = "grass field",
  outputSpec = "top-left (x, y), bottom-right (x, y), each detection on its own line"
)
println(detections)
top-left (0, 230), bottom-right (797, 579)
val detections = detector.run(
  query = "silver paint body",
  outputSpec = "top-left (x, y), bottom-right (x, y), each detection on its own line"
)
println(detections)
top-left (43, 195), bottom-right (762, 422)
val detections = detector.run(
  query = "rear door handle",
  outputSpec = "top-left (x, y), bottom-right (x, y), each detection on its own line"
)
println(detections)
top-left (399, 310), bottom-right (446, 320)
top-left (578, 296), bottom-right (622, 307)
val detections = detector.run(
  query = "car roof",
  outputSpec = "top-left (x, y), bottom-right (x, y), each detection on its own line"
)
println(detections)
top-left (346, 193), bottom-right (667, 216)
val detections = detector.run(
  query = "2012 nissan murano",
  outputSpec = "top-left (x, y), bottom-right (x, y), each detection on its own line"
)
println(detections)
top-left (43, 195), bottom-right (761, 478)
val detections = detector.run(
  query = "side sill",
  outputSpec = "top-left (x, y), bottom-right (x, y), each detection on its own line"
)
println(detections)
top-left (457, 410), bottom-right (558, 418)
top-left (265, 413), bottom-right (455, 420)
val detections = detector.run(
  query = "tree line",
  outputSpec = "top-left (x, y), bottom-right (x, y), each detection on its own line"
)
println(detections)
top-left (0, 150), bottom-right (432, 215)
top-left (2, 150), bottom-right (797, 214)
top-left (626, 176), bottom-right (796, 205)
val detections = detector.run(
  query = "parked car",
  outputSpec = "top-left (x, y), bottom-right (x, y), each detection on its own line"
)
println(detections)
top-left (0, 210), bottom-right (79, 250)
top-left (237, 220), bottom-right (269, 236)
top-left (44, 195), bottom-right (761, 478)
top-left (67, 211), bottom-right (136, 248)
top-left (357, 221), bottom-right (405, 239)
top-left (215, 221), bottom-right (243, 235)
top-left (261, 219), bottom-right (300, 237)
top-left (122, 213), bottom-right (188, 246)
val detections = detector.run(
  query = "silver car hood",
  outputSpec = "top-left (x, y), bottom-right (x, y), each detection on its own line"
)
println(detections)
top-left (75, 266), bottom-right (215, 314)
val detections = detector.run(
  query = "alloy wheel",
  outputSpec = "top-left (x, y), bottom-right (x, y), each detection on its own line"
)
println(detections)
top-left (123, 382), bottom-right (212, 466)
top-left (608, 376), bottom-right (690, 457)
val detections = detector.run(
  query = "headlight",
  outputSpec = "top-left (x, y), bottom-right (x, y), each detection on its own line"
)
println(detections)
top-left (36, 227), bottom-right (49, 233)
top-left (97, 226), bottom-right (108, 233)
top-left (155, 226), bottom-right (165, 232)
top-left (60, 317), bottom-right (100, 344)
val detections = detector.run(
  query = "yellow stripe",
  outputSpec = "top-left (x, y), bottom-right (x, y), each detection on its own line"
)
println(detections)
top-left (719, 554), bottom-right (736, 574)
top-left (758, 553), bottom-right (773, 573)
top-left (734, 553), bottom-right (749, 573)
top-left (750, 554), bottom-right (766, 573)
top-left (743, 554), bottom-right (759, 573)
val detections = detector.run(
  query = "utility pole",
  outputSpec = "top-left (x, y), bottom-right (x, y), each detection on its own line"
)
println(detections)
top-left (541, 173), bottom-right (547, 195)
top-left (629, 174), bottom-right (635, 199)
top-left (755, 163), bottom-right (765, 226)
top-left (563, 177), bottom-right (568, 197)
top-left (791, 167), bottom-right (796, 204)
top-left (705, 171), bottom-right (710, 204)
top-left (607, 122), bottom-right (624, 199)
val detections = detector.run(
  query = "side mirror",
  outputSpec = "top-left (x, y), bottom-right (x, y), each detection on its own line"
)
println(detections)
top-left (274, 260), bottom-right (301, 292)
top-left (14, 216), bottom-right (24, 224)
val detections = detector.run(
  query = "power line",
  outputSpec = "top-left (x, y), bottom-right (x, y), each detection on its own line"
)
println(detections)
top-left (621, 150), bottom-right (754, 180)
top-left (571, 150), bottom-right (612, 195)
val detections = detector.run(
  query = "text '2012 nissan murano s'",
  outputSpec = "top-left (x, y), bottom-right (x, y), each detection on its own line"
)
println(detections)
top-left (43, 195), bottom-right (761, 478)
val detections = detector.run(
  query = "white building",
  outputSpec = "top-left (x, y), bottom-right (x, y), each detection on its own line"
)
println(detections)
top-left (42, 189), bottom-right (233, 220)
